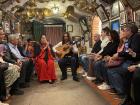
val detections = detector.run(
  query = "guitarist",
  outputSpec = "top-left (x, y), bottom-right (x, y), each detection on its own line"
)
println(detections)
top-left (53, 32), bottom-right (79, 82)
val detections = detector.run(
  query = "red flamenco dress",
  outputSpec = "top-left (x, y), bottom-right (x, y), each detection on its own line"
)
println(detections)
top-left (35, 48), bottom-right (56, 82)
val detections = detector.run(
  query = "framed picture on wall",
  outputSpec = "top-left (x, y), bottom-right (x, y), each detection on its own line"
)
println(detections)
top-left (120, 11), bottom-right (126, 25)
top-left (135, 10), bottom-right (140, 29)
top-left (111, 20), bottom-right (120, 32)
top-left (111, 1), bottom-right (119, 19)
top-left (3, 21), bottom-right (11, 34)
top-left (96, 5), bottom-right (109, 23)
top-left (125, 6), bottom-right (134, 23)
top-left (67, 25), bottom-right (73, 32)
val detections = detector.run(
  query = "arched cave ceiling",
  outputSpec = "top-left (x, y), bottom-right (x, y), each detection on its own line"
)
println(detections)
top-left (0, 0), bottom-right (130, 22)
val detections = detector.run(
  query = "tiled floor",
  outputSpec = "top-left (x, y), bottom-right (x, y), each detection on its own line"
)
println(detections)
top-left (10, 65), bottom-right (109, 105)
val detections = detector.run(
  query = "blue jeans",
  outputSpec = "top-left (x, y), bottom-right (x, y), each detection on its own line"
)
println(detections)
top-left (107, 60), bottom-right (133, 95)
top-left (94, 60), bottom-right (109, 82)
top-left (79, 54), bottom-right (89, 72)
top-left (79, 54), bottom-right (86, 65)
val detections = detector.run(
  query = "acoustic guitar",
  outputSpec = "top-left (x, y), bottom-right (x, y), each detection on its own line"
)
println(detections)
top-left (55, 37), bottom-right (84, 58)
top-left (55, 43), bottom-right (72, 58)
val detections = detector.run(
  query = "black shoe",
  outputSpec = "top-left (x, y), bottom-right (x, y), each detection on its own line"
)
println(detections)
top-left (10, 89), bottom-right (24, 95)
top-left (73, 77), bottom-right (80, 82)
top-left (19, 83), bottom-right (30, 88)
top-left (61, 77), bottom-right (67, 81)
top-left (92, 79), bottom-right (103, 85)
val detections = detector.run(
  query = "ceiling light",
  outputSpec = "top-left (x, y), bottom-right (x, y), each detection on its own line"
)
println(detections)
top-left (51, 4), bottom-right (59, 14)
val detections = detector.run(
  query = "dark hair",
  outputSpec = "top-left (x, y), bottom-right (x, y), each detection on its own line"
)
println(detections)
top-left (102, 27), bottom-right (110, 35)
top-left (110, 30), bottom-right (120, 42)
top-left (126, 24), bottom-right (138, 34)
top-left (38, 35), bottom-right (55, 62)
top-left (40, 35), bottom-right (47, 44)
top-left (27, 38), bottom-right (32, 42)
top-left (62, 32), bottom-right (71, 44)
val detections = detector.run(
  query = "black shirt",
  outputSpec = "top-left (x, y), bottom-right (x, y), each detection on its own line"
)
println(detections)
top-left (118, 33), bottom-right (140, 62)
top-left (91, 40), bottom-right (101, 53)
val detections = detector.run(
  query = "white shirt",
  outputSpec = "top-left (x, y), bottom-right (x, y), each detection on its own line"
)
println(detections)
top-left (97, 37), bottom-right (110, 54)
top-left (8, 43), bottom-right (24, 60)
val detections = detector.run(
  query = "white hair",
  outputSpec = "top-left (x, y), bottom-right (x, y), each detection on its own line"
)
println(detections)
top-left (94, 33), bottom-right (100, 36)
top-left (8, 34), bottom-right (19, 42)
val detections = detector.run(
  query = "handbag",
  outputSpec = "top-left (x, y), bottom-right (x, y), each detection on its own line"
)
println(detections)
top-left (105, 59), bottom-right (123, 68)
top-left (0, 62), bottom-right (9, 71)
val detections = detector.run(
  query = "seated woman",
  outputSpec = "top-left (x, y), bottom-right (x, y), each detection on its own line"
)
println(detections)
top-left (93, 30), bottom-right (120, 89)
top-left (35, 35), bottom-right (56, 83)
top-left (0, 44), bottom-right (20, 100)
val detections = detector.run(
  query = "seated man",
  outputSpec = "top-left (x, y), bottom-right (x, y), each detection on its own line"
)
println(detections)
top-left (53, 32), bottom-right (79, 81)
top-left (4, 34), bottom-right (34, 88)
top-left (79, 33), bottom-right (101, 77)
top-left (0, 44), bottom-right (21, 97)
top-left (0, 29), bottom-right (23, 97)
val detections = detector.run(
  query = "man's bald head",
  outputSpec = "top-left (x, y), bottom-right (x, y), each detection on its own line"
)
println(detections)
top-left (93, 33), bottom-right (100, 42)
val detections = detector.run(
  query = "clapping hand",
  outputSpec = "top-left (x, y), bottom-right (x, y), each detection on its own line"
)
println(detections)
top-left (16, 59), bottom-right (22, 67)
top-left (128, 65), bottom-right (137, 72)
top-left (128, 48), bottom-right (136, 57)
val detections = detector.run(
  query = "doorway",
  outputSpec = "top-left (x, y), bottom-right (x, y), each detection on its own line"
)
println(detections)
top-left (44, 25), bottom-right (64, 46)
